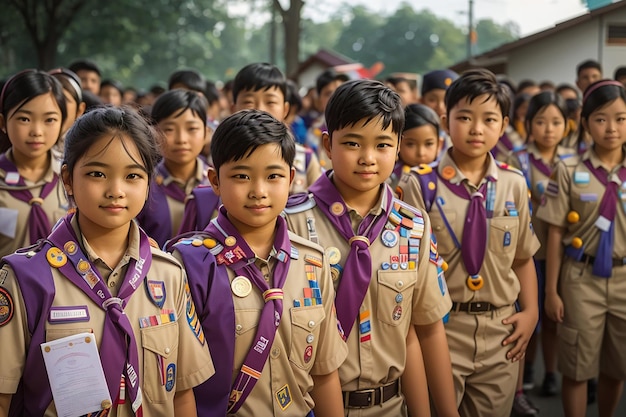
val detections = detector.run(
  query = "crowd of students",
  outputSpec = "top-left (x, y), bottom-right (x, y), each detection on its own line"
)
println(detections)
top-left (0, 56), bottom-right (625, 417)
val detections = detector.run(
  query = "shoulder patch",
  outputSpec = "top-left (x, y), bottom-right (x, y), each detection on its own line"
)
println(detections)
top-left (0, 286), bottom-right (14, 327)
top-left (148, 236), bottom-right (160, 249)
top-left (284, 192), bottom-right (316, 214)
top-left (495, 160), bottom-right (524, 176)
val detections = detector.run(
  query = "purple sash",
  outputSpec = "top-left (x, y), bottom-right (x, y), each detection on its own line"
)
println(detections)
top-left (46, 215), bottom-right (151, 416)
top-left (177, 185), bottom-right (221, 234)
top-left (529, 154), bottom-right (552, 178)
top-left (583, 160), bottom-right (626, 278)
top-left (308, 172), bottom-right (392, 340)
top-left (0, 153), bottom-right (58, 244)
top-left (205, 207), bottom-right (292, 413)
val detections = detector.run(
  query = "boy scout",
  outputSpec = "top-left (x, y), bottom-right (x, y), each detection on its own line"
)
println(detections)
top-left (397, 68), bottom-right (540, 417)
top-left (285, 79), bottom-right (456, 417)
top-left (169, 109), bottom-right (347, 416)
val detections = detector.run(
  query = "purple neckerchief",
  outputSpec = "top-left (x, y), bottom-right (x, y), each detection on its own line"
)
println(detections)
top-left (492, 133), bottom-right (514, 160)
top-left (4, 241), bottom-right (57, 417)
top-left (308, 171), bottom-right (392, 340)
top-left (583, 159), bottom-right (626, 278)
top-left (438, 172), bottom-right (495, 276)
top-left (0, 153), bottom-right (57, 244)
top-left (156, 162), bottom-right (188, 202)
top-left (168, 231), bottom-right (234, 417)
top-left (392, 160), bottom-right (406, 180)
top-left (177, 185), bottom-right (221, 235)
top-left (529, 153), bottom-right (553, 178)
top-left (205, 207), bottom-right (291, 413)
top-left (47, 214), bottom-right (150, 416)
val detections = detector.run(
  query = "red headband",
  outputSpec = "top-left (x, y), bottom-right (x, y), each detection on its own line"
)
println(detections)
top-left (583, 79), bottom-right (624, 103)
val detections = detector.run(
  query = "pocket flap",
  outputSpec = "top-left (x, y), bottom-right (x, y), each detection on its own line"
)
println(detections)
top-left (490, 217), bottom-right (519, 232)
top-left (377, 270), bottom-right (416, 292)
top-left (290, 305), bottom-right (325, 331)
top-left (141, 321), bottom-right (179, 358)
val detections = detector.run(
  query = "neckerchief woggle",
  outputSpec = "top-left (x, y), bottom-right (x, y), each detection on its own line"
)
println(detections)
top-left (46, 214), bottom-right (149, 416)
top-left (205, 206), bottom-right (291, 413)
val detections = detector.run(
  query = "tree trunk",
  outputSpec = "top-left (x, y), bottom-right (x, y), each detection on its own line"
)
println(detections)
top-left (279, 0), bottom-right (303, 78)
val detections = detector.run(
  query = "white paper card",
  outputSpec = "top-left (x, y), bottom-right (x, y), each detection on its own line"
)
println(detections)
top-left (41, 332), bottom-right (112, 417)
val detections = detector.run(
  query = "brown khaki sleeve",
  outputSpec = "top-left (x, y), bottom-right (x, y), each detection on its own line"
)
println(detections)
top-left (412, 211), bottom-right (452, 325)
top-left (511, 174), bottom-right (541, 260)
top-left (306, 152), bottom-right (323, 187)
top-left (396, 172), bottom-right (427, 212)
top-left (535, 161), bottom-right (571, 228)
top-left (0, 265), bottom-right (28, 394)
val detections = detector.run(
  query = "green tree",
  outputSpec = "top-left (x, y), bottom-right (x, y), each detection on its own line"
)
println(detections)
top-left (474, 19), bottom-right (520, 55)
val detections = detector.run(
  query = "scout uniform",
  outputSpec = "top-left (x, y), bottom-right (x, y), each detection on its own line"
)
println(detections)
top-left (305, 119), bottom-right (332, 171)
top-left (291, 144), bottom-right (322, 195)
top-left (136, 158), bottom-right (210, 247)
top-left (0, 214), bottom-right (214, 416)
top-left (387, 160), bottom-right (413, 191)
top-left (170, 207), bottom-right (347, 417)
top-left (284, 172), bottom-right (451, 417)
top-left (0, 150), bottom-right (68, 258)
top-left (177, 185), bottom-right (221, 235)
top-left (396, 150), bottom-right (540, 416)
top-left (535, 147), bottom-right (626, 383)
top-left (491, 125), bottom-right (524, 163)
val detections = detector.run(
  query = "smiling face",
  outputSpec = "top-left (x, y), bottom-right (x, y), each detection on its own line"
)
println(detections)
top-left (529, 104), bottom-right (566, 151)
top-left (62, 134), bottom-right (150, 238)
top-left (159, 108), bottom-right (206, 171)
top-left (208, 143), bottom-right (294, 238)
top-left (1, 92), bottom-right (63, 167)
top-left (323, 117), bottom-right (398, 206)
top-left (234, 86), bottom-right (288, 121)
top-left (583, 98), bottom-right (626, 154)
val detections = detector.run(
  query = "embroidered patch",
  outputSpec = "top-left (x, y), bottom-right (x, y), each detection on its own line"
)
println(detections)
top-left (276, 384), bottom-right (292, 410)
top-left (145, 280), bottom-right (166, 308)
top-left (165, 363), bottom-right (176, 392)
top-left (0, 287), bottom-right (14, 327)
top-left (545, 180), bottom-right (559, 197)
top-left (185, 279), bottom-right (205, 345)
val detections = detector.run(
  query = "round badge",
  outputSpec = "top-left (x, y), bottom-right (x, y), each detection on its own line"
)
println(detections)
top-left (466, 275), bottom-right (484, 291)
top-left (441, 166), bottom-right (456, 180)
top-left (325, 247), bottom-right (341, 265)
top-left (395, 293), bottom-right (403, 303)
top-left (381, 230), bottom-right (399, 248)
top-left (203, 238), bottom-right (217, 249)
top-left (63, 241), bottom-right (77, 255)
top-left (304, 345), bottom-right (313, 363)
top-left (571, 237), bottom-right (583, 249)
top-left (231, 276), bottom-right (252, 298)
top-left (567, 211), bottom-right (580, 224)
top-left (0, 287), bottom-right (14, 327)
top-left (77, 260), bottom-right (91, 274)
top-left (306, 334), bottom-right (314, 344)
top-left (330, 202), bottom-right (345, 216)
top-left (225, 236), bottom-right (237, 247)
top-left (191, 239), bottom-right (203, 247)
top-left (428, 181), bottom-right (436, 190)
top-left (46, 247), bottom-right (67, 268)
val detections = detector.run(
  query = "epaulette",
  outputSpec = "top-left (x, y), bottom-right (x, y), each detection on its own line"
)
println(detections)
top-left (283, 192), bottom-right (316, 214)
top-left (495, 160), bottom-right (524, 176)
top-left (151, 248), bottom-right (187, 268)
top-left (392, 198), bottom-right (424, 219)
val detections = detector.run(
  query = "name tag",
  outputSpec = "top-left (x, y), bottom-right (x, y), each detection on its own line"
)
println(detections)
top-left (579, 193), bottom-right (598, 202)
top-left (49, 306), bottom-right (90, 323)
top-left (574, 172), bottom-right (590, 185)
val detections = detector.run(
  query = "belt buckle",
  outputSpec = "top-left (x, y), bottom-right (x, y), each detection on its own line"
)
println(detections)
top-left (468, 302), bottom-right (487, 314)
top-left (349, 388), bottom-right (377, 408)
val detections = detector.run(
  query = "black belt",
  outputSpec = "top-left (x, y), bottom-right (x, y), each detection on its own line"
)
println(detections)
top-left (343, 380), bottom-right (399, 408)
top-left (451, 301), bottom-right (500, 314)
top-left (579, 254), bottom-right (626, 267)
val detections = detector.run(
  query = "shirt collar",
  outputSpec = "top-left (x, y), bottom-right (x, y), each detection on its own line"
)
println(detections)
top-left (438, 149), bottom-right (499, 186)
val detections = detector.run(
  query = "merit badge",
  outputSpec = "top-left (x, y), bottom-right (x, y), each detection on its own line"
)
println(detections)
top-left (146, 280), bottom-right (166, 308)
top-left (203, 238), bottom-right (217, 249)
top-left (77, 259), bottom-right (91, 274)
top-left (392, 305), bottom-right (403, 321)
top-left (276, 384), bottom-right (292, 410)
top-left (83, 271), bottom-right (100, 289)
top-left (224, 236), bottom-right (237, 247)
top-left (395, 293), bottom-right (403, 303)
top-left (441, 166), bottom-right (456, 180)
top-left (5, 172), bottom-right (20, 185)
top-left (0, 287), bottom-right (14, 327)
top-left (63, 241), bottom-right (78, 256)
top-left (325, 246), bottom-right (341, 265)
top-left (231, 276), bottom-right (252, 298)
top-left (381, 229), bottom-right (399, 248)
top-left (304, 345), bottom-right (313, 363)
top-left (165, 363), bottom-right (176, 392)
top-left (191, 239), bottom-right (203, 247)
top-left (330, 202), bottom-right (345, 216)
top-left (46, 247), bottom-right (67, 268)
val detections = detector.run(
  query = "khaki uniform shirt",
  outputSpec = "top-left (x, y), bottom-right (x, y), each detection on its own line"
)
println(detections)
top-left (285, 185), bottom-right (451, 392)
top-left (0, 218), bottom-right (214, 416)
top-left (206, 231), bottom-right (347, 417)
top-left (0, 151), bottom-right (68, 258)
top-left (506, 143), bottom-right (576, 259)
top-left (536, 147), bottom-right (626, 259)
top-left (291, 144), bottom-right (322, 195)
top-left (397, 151), bottom-right (540, 306)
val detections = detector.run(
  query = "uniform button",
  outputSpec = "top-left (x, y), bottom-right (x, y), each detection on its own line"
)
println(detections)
top-left (271, 347), bottom-right (280, 358)
top-left (306, 334), bottom-right (314, 343)
top-left (236, 324), bottom-right (243, 332)
top-left (308, 320), bottom-right (315, 328)
top-left (396, 280), bottom-right (404, 289)
top-left (435, 225), bottom-right (442, 231)
top-left (164, 347), bottom-right (171, 354)
top-left (109, 281), bottom-right (115, 288)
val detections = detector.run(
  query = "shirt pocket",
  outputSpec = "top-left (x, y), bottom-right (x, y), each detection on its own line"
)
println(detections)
top-left (429, 210), bottom-right (457, 257)
top-left (233, 309), bottom-right (260, 370)
top-left (140, 321), bottom-right (179, 403)
top-left (376, 270), bottom-right (417, 326)
top-left (488, 217), bottom-right (519, 256)
top-left (289, 305), bottom-right (325, 370)
top-left (45, 327), bottom-right (93, 342)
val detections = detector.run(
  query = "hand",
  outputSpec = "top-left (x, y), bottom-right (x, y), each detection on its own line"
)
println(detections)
top-left (501, 310), bottom-right (538, 363)
top-left (544, 292), bottom-right (564, 323)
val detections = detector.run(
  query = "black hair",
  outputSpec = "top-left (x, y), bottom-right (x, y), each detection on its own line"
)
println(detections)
top-left (512, 93), bottom-right (532, 119)
top-left (577, 79), bottom-right (626, 147)
top-left (100, 79), bottom-right (124, 95)
top-left (64, 106), bottom-right (161, 183)
top-left (204, 81), bottom-right (220, 105)
top-left (0, 69), bottom-right (67, 152)
top-left (524, 91), bottom-right (568, 141)
top-left (49, 68), bottom-right (83, 104)
top-left (325, 79), bottom-right (404, 139)
top-left (386, 76), bottom-right (417, 91)
top-left (316, 68), bottom-right (350, 95)
top-left (576, 59), bottom-right (602, 77)
top-left (555, 83), bottom-right (580, 100)
top-left (168, 69), bottom-right (207, 94)
top-left (151, 89), bottom-right (208, 126)
top-left (539, 80), bottom-right (555, 91)
top-left (444, 68), bottom-right (511, 118)
top-left (232, 63), bottom-right (286, 104)
top-left (210, 109), bottom-right (295, 173)
top-left (150, 85), bottom-right (166, 96)
top-left (286, 79), bottom-right (303, 113)
top-left (82, 90), bottom-right (104, 112)
top-left (404, 103), bottom-right (440, 133)
top-left (614, 66), bottom-right (626, 81)
top-left (68, 59), bottom-right (101, 76)
top-left (517, 79), bottom-right (537, 94)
